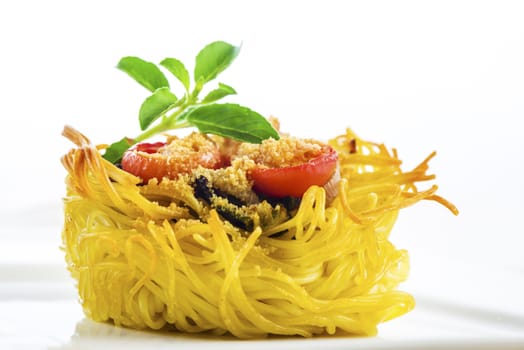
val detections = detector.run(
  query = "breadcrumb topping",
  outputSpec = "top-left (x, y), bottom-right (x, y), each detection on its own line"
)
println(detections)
top-left (136, 123), bottom-right (328, 205)
top-left (155, 132), bottom-right (221, 173)
top-left (235, 136), bottom-right (325, 168)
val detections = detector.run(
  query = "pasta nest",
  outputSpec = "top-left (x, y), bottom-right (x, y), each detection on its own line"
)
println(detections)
top-left (61, 126), bottom-right (456, 338)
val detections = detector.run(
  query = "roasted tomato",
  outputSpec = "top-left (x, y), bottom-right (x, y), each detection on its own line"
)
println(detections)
top-left (250, 146), bottom-right (338, 198)
top-left (134, 142), bottom-right (166, 154)
top-left (121, 133), bottom-right (222, 183)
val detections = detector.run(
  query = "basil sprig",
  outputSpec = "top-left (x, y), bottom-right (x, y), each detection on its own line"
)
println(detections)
top-left (103, 41), bottom-right (279, 163)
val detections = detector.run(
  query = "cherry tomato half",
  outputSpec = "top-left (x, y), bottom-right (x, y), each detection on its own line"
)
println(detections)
top-left (121, 137), bottom-right (222, 183)
top-left (250, 146), bottom-right (338, 198)
top-left (135, 142), bottom-right (166, 154)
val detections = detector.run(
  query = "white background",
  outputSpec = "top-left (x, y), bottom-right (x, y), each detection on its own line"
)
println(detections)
top-left (0, 0), bottom-right (523, 347)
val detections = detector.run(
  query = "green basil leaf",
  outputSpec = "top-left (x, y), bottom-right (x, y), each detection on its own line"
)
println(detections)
top-left (139, 87), bottom-right (178, 130)
top-left (194, 41), bottom-right (241, 85)
top-left (160, 58), bottom-right (190, 91)
top-left (186, 103), bottom-right (279, 143)
top-left (201, 83), bottom-right (237, 104)
top-left (102, 137), bottom-right (135, 163)
top-left (117, 57), bottom-right (169, 92)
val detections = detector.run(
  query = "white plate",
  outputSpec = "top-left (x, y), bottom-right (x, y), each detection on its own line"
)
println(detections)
top-left (1, 263), bottom-right (524, 350)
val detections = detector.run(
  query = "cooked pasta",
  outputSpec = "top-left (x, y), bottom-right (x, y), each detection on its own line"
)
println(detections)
top-left (61, 126), bottom-right (457, 338)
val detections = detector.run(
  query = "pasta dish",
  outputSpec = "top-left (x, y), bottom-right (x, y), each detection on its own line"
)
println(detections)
top-left (60, 40), bottom-right (457, 338)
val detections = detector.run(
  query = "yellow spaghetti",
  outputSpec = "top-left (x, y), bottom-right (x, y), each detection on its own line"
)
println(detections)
top-left (61, 125), bottom-right (457, 338)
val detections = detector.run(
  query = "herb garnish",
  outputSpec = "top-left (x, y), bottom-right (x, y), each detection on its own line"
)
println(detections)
top-left (103, 41), bottom-right (280, 163)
